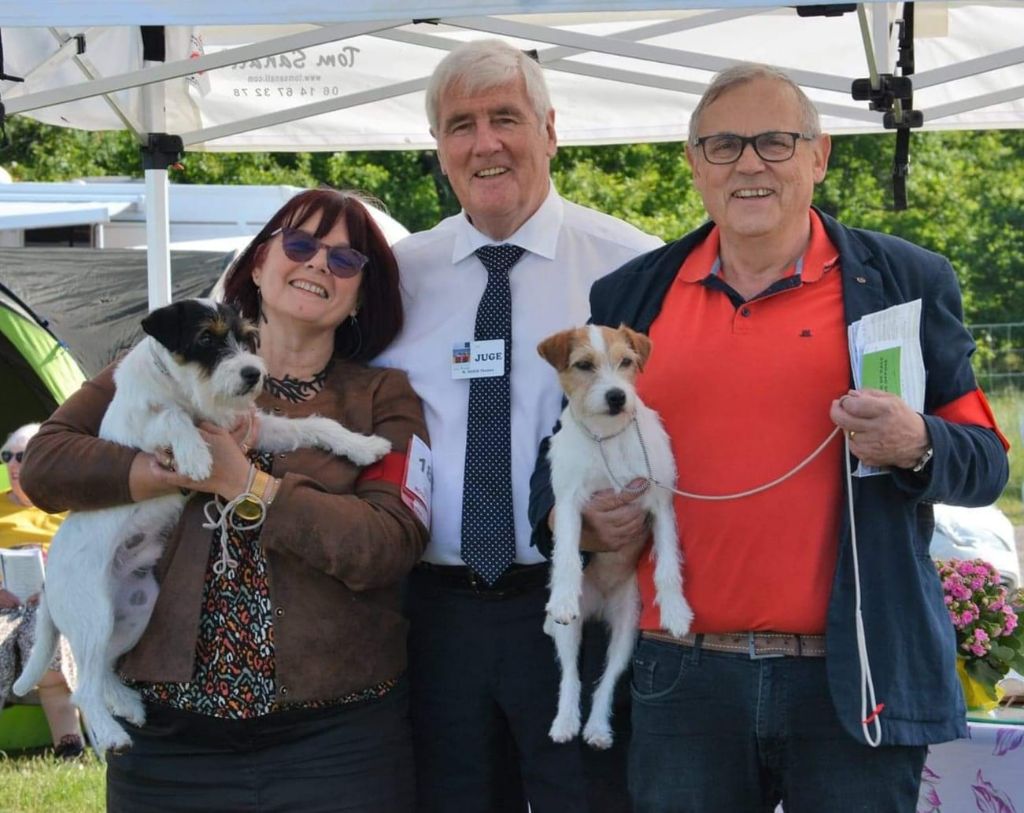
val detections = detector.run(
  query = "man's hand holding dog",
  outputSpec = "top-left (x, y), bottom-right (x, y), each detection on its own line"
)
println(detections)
top-left (548, 479), bottom-right (650, 553)
top-left (830, 388), bottom-right (931, 470)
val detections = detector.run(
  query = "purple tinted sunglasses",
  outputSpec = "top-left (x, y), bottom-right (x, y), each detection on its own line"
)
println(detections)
top-left (270, 227), bottom-right (368, 278)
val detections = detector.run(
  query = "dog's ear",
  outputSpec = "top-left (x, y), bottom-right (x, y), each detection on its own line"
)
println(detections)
top-left (141, 301), bottom-right (189, 353)
top-left (537, 329), bottom-right (576, 371)
top-left (621, 324), bottom-right (653, 370)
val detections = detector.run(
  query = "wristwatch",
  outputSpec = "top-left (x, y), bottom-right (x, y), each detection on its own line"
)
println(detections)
top-left (911, 445), bottom-right (934, 473)
top-left (234, 495), bottom-right (263, 522)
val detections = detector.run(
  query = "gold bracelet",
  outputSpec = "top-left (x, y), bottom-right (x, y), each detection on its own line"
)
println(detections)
top-left (251, 470), bottom-right (271, 499)
top-left (264, 477), bottom-right (281, 506)
top-left (257, 471), bottom-right (273, 502)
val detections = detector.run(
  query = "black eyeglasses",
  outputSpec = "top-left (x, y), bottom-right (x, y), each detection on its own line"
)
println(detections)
top-left (1, 450), bottom-right (24, 464)
top-left (270, 227), bottom-right (369, 278)
top-left (691, 131), bottom-right (815, 165)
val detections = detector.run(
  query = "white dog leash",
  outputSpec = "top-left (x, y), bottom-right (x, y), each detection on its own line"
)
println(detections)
top-left (576, 415), bottom-right (883, 746)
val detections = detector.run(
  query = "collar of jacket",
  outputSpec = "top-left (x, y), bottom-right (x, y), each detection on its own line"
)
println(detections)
top-left (592, 207), bottom-right (895, 334)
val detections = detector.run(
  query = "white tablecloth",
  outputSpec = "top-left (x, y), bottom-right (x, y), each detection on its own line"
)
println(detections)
top-left (918, 715), bottom-right (1024, 813)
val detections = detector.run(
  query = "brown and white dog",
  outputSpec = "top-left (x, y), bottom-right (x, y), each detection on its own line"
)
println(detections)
top-left (538, 324), bottom-right (691, 748)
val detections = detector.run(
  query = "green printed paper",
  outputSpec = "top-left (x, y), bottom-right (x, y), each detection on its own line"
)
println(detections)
top-left (861, 346), bottom-right (901, 395)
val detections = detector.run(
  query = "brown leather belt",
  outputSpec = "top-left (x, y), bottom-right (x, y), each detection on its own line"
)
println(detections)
top-left (642, 630), bottom-right (827, 659)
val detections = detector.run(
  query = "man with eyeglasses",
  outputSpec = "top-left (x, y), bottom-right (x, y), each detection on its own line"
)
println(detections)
top-left (530, 62), bottom-right (1008, 811)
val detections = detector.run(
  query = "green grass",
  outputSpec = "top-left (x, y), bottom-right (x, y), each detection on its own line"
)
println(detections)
top-left (988, 389), bottom-right (1024, 525)
top-left (0, 752), bottom-right (104, 813)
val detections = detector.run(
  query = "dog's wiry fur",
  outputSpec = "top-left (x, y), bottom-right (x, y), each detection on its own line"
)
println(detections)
top-left (539, 324), bottom-right (691, 749)
top-left (14, 299), bottom-right (390, 752)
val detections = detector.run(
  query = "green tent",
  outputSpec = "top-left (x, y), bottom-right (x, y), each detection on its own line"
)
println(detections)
top-left (0, 283), bottom-right (86, 491)
top-left (0, 284), bottom-right (85, 752)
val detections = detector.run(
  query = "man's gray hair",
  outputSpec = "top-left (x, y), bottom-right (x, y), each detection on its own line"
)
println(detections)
top-left (426, 39), bottom-right (553, 135)
top-left (688, 63), bottom-right (822, 144)
top-left (2, 423), bottom-right (41, 455)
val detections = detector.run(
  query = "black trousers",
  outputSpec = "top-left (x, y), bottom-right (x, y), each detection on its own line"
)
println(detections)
top-left (106, 681), bottom-right (414, 813)
top-left (406, 566), bottom-right (630, 813)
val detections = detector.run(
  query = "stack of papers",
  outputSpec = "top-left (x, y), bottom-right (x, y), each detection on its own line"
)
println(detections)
top-left (0, 546), bottom-right (45, 602)
top-left (847, 299), bottom-right (926, 477)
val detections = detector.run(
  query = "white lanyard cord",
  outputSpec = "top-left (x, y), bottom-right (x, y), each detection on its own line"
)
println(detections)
top-left (588, 418), bottom-right (883, 746)
top-left (201, 493), bottom-right (266, 576)
top-left (845, 436), bottom-right (883, 746)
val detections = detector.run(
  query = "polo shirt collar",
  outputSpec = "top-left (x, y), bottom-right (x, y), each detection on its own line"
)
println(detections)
top-left (679, 209), bottom-right (839, 285)
top-left (450, 182), bottom-right (563, 265)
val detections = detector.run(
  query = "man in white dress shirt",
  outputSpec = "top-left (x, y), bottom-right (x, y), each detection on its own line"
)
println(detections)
top-left (377, 39), bottom-right (661, 813)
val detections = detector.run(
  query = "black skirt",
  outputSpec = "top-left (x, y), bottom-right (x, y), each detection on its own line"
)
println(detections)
top-left (106, 680), bottom-right (414, 813)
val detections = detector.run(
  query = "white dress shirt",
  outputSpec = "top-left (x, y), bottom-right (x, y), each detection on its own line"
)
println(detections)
top-left (377, 185), bottom-right (662, 565)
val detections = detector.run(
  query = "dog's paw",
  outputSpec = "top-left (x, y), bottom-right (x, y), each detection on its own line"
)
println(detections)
top-left (658, 593), bottom-right (694, 638)
top-left (90, 718), bottom-right (134, 754)
top-left (173, 441), bottom-right (213, 481)
top-left (548, 712), bottom-right (581, 743)
top-left (545, 595), bottom-right (580, 626)
top-left (582, 718), bottom-right (614, 750)
top-left (340, 434), bottom-right (391, 466)
top-left (107, 684), bottom-right (146, 726)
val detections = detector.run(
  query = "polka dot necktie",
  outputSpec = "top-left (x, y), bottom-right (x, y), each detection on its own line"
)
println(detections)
top-left (461, 244), bottom-right (526, 585)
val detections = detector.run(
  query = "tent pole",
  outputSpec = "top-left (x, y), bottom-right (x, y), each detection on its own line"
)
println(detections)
top-left (139, 35), bottom-right (171, 313)
top-left (144, 167), bottom-right (171, 309)
top-left (140, 133), bottom-right (182, 310)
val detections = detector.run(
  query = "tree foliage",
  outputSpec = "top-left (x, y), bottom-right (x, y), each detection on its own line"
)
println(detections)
top-left (4, 118), bottom-right (1023, 324)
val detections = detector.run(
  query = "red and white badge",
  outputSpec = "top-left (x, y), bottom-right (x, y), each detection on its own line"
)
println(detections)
top-left (401, 434), bottom-right (432, 528)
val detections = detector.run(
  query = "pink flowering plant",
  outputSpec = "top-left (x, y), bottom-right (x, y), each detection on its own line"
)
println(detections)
top-left (935, 558), bottom-right (1024, 699)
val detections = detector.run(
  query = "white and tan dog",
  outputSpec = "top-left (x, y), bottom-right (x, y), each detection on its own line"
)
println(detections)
top-left (14, 299), bottom-right (390, 752)
top-left (539, 324), bottom-right (691, 749)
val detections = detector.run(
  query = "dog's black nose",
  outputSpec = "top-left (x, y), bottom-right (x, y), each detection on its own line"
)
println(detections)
top-left (606, 389), bottom-right (626, 414)
top-left (240, 366), bottom-right (263, 390)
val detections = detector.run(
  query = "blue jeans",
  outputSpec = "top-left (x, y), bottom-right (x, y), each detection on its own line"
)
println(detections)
top-left (628, 636), bottom-right (927, 813)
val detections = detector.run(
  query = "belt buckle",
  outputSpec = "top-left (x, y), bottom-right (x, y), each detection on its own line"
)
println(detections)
top-left (747, 632), bottom-right (785, 659)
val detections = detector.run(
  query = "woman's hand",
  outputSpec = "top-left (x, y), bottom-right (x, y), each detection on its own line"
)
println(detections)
top-left (0, 588), bottom-right (22, 609)
top-left (179, 421), bottom-right (253, 500)
top-left (129, 411), bottom-right (258, 503)
top-left (129, 452), bottom-right (183, 502)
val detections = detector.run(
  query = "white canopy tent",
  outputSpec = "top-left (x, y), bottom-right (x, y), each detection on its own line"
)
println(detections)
top-left (0, 0), bottom-right (1021, 306)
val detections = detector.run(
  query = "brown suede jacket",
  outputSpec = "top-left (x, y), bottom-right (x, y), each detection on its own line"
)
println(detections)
top-left (21, 360), bottom-right (429, 705)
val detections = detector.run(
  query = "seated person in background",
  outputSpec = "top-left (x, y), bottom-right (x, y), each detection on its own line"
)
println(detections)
top-left (0, 423), bottom-right (84, 759)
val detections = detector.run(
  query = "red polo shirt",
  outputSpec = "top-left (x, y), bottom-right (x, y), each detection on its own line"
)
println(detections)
top-left (636, 211), bottom-right (848, 634)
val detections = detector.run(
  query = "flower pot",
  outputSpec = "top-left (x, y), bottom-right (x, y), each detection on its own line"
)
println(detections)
top-left (956, 657), bottom-right (999, 712)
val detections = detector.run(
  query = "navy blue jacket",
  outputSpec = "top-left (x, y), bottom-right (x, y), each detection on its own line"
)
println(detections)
top-left (529, 208), bottom-right (1008, 745)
